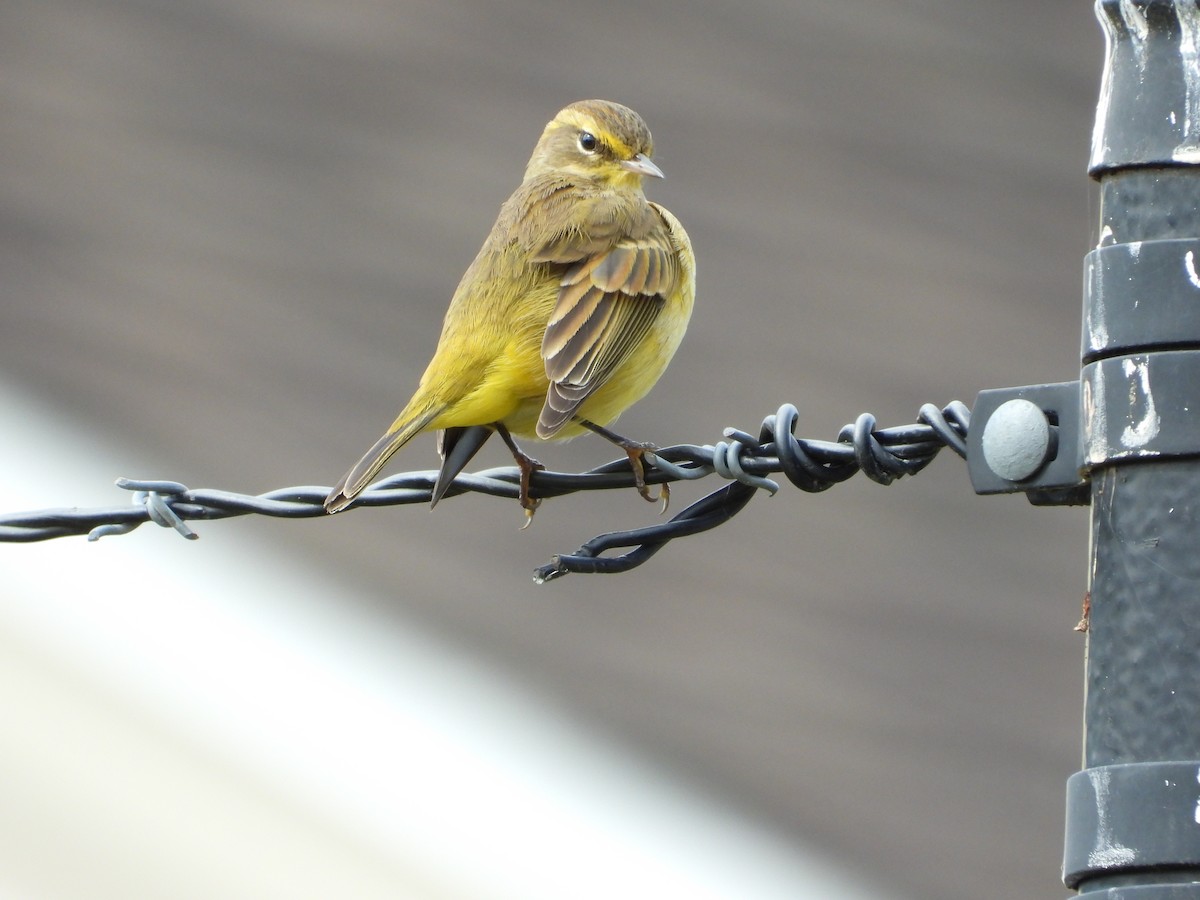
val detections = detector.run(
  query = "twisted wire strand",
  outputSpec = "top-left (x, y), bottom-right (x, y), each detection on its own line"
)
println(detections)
top-left (0, 401), bottom-right (970, 581)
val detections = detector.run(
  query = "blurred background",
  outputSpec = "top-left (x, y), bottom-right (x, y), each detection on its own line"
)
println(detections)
top-left (2, 1), bottom-right (1096, 898)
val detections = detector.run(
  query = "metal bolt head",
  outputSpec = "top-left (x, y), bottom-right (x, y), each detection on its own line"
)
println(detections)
top-left (981, 398), bottom-right (1053, 482)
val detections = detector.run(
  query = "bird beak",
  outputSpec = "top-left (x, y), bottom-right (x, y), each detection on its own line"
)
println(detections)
top-left (621, 153), bottom-right (664, 179)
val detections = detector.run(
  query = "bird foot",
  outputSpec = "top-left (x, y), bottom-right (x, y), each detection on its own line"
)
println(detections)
top-left (575, 419), bottom-right (670, 514)
top-left (516, 454), bottom-right (545, 529)
top-left (622, 443), bottom-right (669, 514)
top-left (493, 423), bottom-right (545, 527)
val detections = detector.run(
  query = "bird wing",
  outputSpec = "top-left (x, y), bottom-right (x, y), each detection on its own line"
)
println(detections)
top-left (536, 226), bottom-right (678, 438)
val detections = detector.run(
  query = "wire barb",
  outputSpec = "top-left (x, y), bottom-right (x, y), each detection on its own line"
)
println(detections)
top-left (87, 478), bottom-right (199, 541)
top-left (0, 401), bottom-right (970, 580)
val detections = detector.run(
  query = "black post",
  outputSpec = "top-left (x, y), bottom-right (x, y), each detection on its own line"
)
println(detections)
top-left (1063, 1), bottom-right (1200, 895)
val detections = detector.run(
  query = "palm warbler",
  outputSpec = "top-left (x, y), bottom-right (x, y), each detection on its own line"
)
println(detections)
top-left (325, 99), bottom-right (695, 518)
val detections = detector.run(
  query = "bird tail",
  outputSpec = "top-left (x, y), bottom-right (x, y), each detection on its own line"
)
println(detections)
top-left (431, 425), bottom-right (494, 508)
top-left (324, 405), bottom-right (441, 513)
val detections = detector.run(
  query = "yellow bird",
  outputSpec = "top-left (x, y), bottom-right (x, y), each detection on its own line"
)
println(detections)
top-left (324, 99), bottom-right (695, 518)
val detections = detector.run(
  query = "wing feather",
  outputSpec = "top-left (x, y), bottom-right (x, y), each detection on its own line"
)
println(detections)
top-left (537, 216), bottom-right (678, 439)
top-left (542, 282), bottom-right (610, 360)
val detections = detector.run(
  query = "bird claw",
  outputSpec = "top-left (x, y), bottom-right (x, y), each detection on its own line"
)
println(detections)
top-left (624, 444), bottom-right (670, 514)
top-left (516, 456), bottom-right (545, 528)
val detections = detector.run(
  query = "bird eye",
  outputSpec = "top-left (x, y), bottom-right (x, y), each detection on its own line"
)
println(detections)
top-left (578, 131), bottom-right (598, 153)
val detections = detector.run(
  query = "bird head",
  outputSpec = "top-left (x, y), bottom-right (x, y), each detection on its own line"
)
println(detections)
top-left (525, 99), bottom-right (664, 189)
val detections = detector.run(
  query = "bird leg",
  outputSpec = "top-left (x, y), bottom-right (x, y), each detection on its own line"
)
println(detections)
top-left (495, 423), bottom-right (545, 526)
top-left (576, 418), bottom-right (669, 513)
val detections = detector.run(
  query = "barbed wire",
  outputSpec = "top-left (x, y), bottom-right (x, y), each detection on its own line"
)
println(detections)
top-left (0, 401), bottom-right (970, 582)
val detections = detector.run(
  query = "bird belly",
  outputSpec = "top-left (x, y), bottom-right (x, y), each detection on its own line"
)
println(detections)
top-left (429, 336), bottom-right (548, 433)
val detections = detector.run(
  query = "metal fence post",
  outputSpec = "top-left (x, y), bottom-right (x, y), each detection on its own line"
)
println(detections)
top-left (1063, 1), bottom-right (1200, 894)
